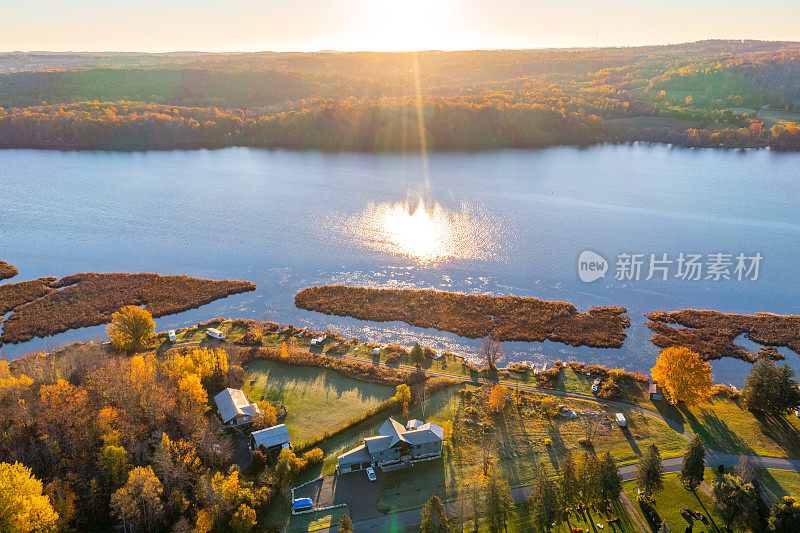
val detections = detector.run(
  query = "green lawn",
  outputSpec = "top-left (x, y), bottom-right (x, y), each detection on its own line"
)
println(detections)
top-left (264, 498), bottom-right (349, 532)
top-left (759, 468), bottom-right (800, 502)
top-left (649, 397), bottom-right (800, 459)
top-left (241, 359), bottom-right (395, 447)
top-left (623, 471), bottom-right (727, 533)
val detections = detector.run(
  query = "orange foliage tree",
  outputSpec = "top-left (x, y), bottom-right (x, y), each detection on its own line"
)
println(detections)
top-left (651, 346), bottom-right (713, 406)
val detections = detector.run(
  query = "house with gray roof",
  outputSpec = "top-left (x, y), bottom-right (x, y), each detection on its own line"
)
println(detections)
top-left (250, 424), bottom-right (291, 453)
top-left (213, 388), bottom-right (260, 426)
top-left (337, 417), bottom-right (444, 474)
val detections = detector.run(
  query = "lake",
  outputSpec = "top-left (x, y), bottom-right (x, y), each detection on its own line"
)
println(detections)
top-left (1, 144), bottom-right (799, 385)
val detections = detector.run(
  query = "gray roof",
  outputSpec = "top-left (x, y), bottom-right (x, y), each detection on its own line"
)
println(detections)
top-left (214, 388), bottom-right (259, 423)
top-left (338, 444), bottom-right (372, 465)
top-left (251, 424), bottom-right (291, 449)
top-left (364, 435), bottom-right (392, 454)
top-left (376, 417), bottom-right (443, 447)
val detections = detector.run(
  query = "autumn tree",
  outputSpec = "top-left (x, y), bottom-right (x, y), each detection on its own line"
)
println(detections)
top-left (488, 384), bottom-right (510, 413)
top-left (230, 504), bottom-right (256, 533)
top-left (110, 465), bottom-right (164, 532)
top-left (711, 473), bottom-right (763, 531)
top-left (0, 462), bottom-right (59, 532)
top-left (420, 495), bottom-right (448, 532)
top-left (680, 435), bottom-right (705, 491)
top-left (100, 443), bottom-right (132, 485)
top-left (107, 305), bottom-right (155, 354)
top-left (769, 496), bottom-right (800, 532)
top-left (636, 444), bottom-right (664, 499)
top-left (251, 401), bottom-right (278, 430)
top-left (651, 346), bottom-right (712, 406)
top-left (395, 384), bottom-right (411, 415)
top-left (338, 514), bottom-right (354, 533)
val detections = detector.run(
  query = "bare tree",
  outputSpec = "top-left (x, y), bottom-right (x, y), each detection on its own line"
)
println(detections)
top-left (417, 386), bottom-right (431, 418)
top-left (583, 414), bottom-right (600, 444)
top-left (478, 336), bottom-right (505, 368)
top-left (735, 455), bottom-right (761, 484)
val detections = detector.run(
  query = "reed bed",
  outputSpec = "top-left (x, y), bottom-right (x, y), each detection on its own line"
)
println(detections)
top-left (295, 285), bottom-right (629, 348)
top-left (648, 309), bottom-right (800, 362)
top-left (0, 272), bottom-right (255, 344)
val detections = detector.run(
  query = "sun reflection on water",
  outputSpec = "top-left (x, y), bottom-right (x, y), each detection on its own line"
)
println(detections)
top-left (349, 199), bottom-right (506, 262)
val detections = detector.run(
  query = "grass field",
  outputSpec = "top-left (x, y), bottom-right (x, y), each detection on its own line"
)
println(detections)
top-left (623, 470), bottom-right (727, 533)
top-left (377, 387), bottom-right (686, 513)
top-left (759, 468), bottom-right (800, 503)
top-left (241, 359), bottom-right (395, 447)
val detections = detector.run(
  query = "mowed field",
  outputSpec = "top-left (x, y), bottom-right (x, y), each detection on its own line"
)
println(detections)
top-left (242, 359), bottom-right (395, 446)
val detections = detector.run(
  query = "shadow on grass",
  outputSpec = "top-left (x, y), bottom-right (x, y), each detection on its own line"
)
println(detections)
top-left (620, 426), bottom-right (642, 456)
top-left (692, 489), bottom-right (723, 533)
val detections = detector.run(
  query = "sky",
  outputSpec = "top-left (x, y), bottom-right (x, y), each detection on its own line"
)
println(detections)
top-left (3, 0), bottom-right (799, 52)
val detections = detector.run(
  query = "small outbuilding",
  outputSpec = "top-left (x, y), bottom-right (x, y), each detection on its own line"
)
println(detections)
top-left (168, 329), bottom-right (177, 342)
top-left (649, 381), bottom-right (663, 401)
top-left (310, 336), bottom-right (326, 347)
top-left (250, 424), bottom-right (291, 453)
top-left (615, 413), bottom-right (627, 427)
top-left (372, 347), bottom-right (381, 356)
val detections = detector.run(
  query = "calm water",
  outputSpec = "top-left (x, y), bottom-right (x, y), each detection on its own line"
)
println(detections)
top-left (1, 145), bottom-right (799, 385)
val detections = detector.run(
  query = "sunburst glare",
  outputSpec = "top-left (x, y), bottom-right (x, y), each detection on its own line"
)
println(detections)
top-left (348, 199), bottom-right (506, 263)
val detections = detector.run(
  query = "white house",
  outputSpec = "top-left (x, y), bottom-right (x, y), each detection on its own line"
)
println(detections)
top-left (214, 388), bottom-right (260, 426)
top-left (338, 417), bottom-right (444, 474)
top-left (250, 424), bottom-right (291, 453)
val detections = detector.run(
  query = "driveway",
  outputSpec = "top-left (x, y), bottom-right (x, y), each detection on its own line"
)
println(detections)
top-left (294, 469), bottom-right (383, 522)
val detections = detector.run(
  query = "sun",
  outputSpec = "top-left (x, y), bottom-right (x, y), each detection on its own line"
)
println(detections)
top-left (357, 0), bottom-right (455, 51)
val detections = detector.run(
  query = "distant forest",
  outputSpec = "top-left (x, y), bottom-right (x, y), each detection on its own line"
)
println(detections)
top-left (1, 40), bottom-right (799, 150)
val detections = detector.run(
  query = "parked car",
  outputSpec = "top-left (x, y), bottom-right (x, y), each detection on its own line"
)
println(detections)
top-left (168, 329), bottom-right (177, 342)
top-left (366, 467), bottom-right (377, 481)
top-left (591, 378), bottom-right (603, 393)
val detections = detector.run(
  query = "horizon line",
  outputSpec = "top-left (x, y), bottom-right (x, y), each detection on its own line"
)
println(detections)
top-left (1, 38), bottom-right (796, 56)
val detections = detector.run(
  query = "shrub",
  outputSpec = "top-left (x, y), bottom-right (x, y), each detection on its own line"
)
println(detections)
top-left (597, 378), bottom-right (622, 400)
top-left (302, 448), bottom-right (324, 464)
top-left (197, 317), bottom-right (225, 327)
top-left (385, 352), bottom-right (401, 365)
top-left (544, 438), bottom-right (552, 446)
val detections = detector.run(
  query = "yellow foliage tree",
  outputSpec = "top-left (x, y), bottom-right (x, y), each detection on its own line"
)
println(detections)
top-left (107, 306), bottom-right (155, 354)
top-left (280, 342), bottom-right (290, 359)
top-left (110, 465), bottom-right (164, 531)
top-left (394, 383), bottom-right (411, 415)
top-left (488, 384), bottom-right (511, 412)
top-left (177, 374), bottom-right (209, 413)
top-left (252, 401), bottom-right (278, 430)
top-left (0, 361), bottom-right (33, 399)
top-left (651, 346), bottom-right (713, 406)
top-left (0, 462), bottom-right (59, 532)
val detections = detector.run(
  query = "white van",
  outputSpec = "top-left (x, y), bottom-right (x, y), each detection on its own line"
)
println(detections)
top-left (168, 329), bottom-right (177, 342)
top-left (206, 328), bottom-right (226, 340)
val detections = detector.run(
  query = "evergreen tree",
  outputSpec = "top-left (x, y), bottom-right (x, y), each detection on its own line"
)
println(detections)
top-left (420, 495), bottom-right (448, 532)
top-left (743, 359), bottom-right (800, 414)
top-left (558, 451), bottom-right (579, 510)
top-left (598, 452), bottom-right (622, 505)
top-left (680, 435), bottom-right (705, 491)
top-left (576, 452), bottom-right (600, 505)
top-left (484, 473), bottom-right (515, 532)
top-left (636, 444), bottom-right (664, 499)
top-left (527, 463), bottom-right (561, 532)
